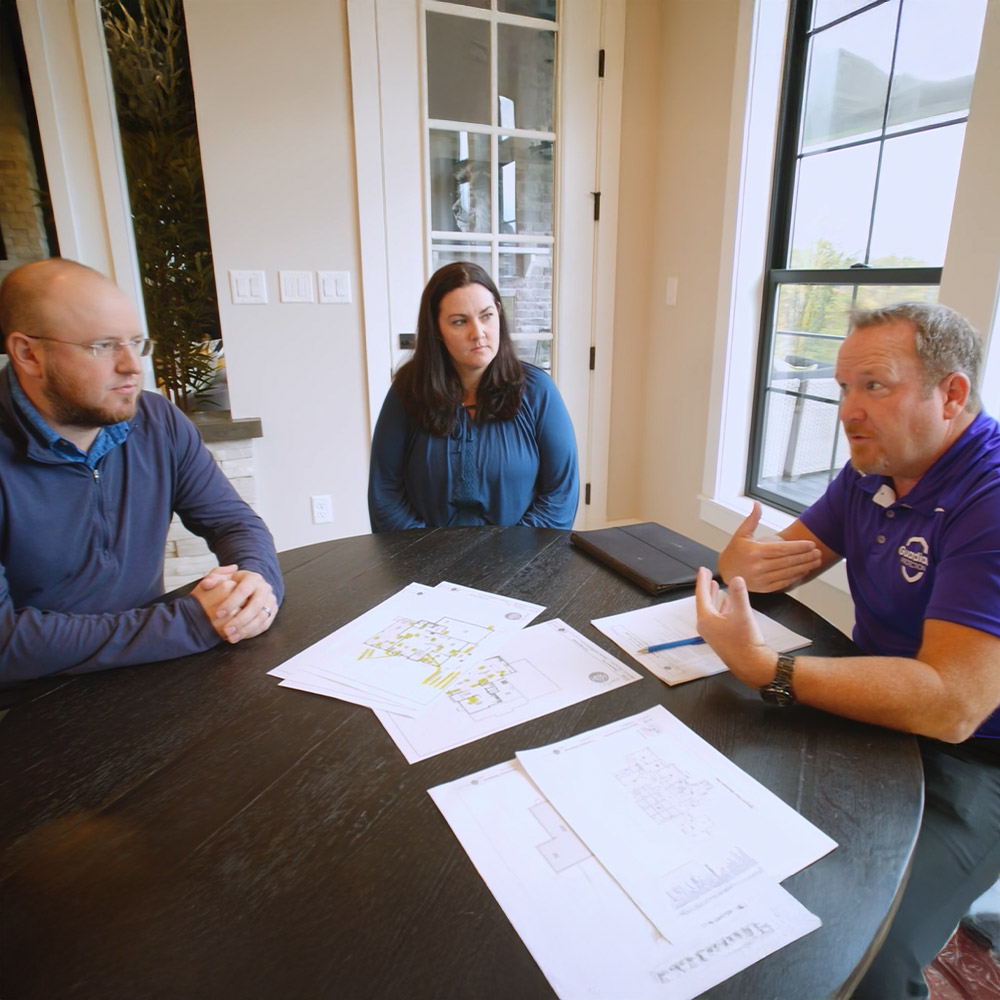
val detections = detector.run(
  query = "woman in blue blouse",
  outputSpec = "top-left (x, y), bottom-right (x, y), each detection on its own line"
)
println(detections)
top-left (368, 262), bottom-right (579, 532)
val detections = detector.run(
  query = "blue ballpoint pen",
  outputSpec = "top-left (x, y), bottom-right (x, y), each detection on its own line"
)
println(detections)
top-left (640, 636), bottom-right (706, 653)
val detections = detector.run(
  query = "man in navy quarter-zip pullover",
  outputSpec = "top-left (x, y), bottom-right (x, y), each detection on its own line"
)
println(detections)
top-left (0, 257), bottom-right (282, 684)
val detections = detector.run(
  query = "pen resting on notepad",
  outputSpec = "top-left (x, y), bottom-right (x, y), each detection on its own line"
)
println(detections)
top-left (640, 636), bottom-right (707, 654)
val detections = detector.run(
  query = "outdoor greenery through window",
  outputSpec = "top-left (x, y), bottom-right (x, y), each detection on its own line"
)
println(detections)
top-left (101, 0), bottom-right (224, 413)
top-left (747, 0), bottom-right (987, 514)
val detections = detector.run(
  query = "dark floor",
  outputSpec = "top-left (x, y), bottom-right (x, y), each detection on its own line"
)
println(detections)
top-left (927, 926), bottom-right (1000, 999)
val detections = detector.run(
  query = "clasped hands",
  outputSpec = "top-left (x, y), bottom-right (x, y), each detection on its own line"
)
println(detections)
top-left (192, 565), bottom-right (277, 643)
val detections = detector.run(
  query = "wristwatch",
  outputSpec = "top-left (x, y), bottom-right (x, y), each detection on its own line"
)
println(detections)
top-left (760, 652), bottom-right (796, 706)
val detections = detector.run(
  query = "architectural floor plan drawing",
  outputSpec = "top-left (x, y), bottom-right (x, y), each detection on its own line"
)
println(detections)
top-left (616, 748), bottom-right (715, 837)
top-left (516, 706), bottom-right (837, 944)
top-left (444, 651), bottom-right (558, 718)
top-left (360, 614), bottom-right (496, 690)
top-left (430, 754), bottom-right (823, 1000)
top-left (270, 582), bottom-right (544, 714)
top-left (376, 618), bottom-right (641, 763)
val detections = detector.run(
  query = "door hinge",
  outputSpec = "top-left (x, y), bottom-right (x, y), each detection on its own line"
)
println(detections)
top-left (592, 191), bottom-right (601, 221)
top-left (585, 482), bottom-right (592, 505)
top-left (589, 346), bottom-right (596, 370)
top-left (598, 49), bottom-right (605, 78)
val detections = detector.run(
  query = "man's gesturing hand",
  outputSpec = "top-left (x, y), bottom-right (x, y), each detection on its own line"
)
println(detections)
top-left (694, 566), bottom-right (775, 688)
top-left (717, 502), bottom-right (823, 592)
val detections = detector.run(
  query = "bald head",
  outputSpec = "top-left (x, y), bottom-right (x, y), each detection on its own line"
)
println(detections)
top-left (0, 258), bottom-right (121, 346)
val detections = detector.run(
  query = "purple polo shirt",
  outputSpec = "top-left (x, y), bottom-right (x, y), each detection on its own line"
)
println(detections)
top-left (800, 411), bottom-right (1000, 739)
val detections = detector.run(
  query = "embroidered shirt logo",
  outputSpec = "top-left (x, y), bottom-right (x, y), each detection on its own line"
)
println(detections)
top-left (898, 536), bottom-right (929, 583)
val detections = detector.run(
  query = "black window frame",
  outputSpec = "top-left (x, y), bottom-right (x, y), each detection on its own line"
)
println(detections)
top-left (745, 0), bottom-right (959, 516)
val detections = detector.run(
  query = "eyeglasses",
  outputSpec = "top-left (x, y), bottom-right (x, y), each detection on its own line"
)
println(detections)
top-left (25, 334), bottom-right (156, 359)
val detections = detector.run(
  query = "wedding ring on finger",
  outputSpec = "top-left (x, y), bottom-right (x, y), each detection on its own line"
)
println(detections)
top-left (262, 606), bottom-right (273, 618)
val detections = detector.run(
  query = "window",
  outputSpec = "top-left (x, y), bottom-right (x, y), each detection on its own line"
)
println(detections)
top-left (424, 0), bottom-right (558, 370)
top-left (747, 0), bottom-right (987, 514)
top-left (0, 0), bottom-right (58, 284)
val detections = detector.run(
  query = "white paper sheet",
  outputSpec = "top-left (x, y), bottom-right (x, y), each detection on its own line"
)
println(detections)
top-left (430, 756), bottom-right (823, 1000)
top-left (515, 706), bottom-right (835, 945)
top-left (592, 595), bottom-right (811, 685)
top-left (376, 619), bottom-right (641, 763)
top-left (271, 582), bottom-right (544, 714)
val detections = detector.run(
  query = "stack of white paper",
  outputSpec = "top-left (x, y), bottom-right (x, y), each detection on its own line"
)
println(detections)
top-left (430, 706), bottom-right (835, 1000)
top-left (270, 581), bottom-right (545, 714)
top-left (270, 581), bottom-right (643, 763)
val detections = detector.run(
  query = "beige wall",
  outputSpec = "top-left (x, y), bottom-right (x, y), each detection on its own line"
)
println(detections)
top-left (185, 0), bottom-right (371, 550)
top-left (610, 0), bottom-right (741, 546)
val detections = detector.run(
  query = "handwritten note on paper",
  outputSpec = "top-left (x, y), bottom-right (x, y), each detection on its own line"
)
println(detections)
top-left (592, 595), bottom-right (811, 685)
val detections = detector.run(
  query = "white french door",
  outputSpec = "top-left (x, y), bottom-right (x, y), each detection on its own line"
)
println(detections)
top-left (348, 0), bottom-right (624, 527)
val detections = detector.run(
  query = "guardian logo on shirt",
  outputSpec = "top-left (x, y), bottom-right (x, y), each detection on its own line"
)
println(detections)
top-left (898, 536), bottom-right (929, 583)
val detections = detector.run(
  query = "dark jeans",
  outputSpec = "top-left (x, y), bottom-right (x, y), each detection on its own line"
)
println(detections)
top-left (853, 737), bottom-right (1000, 998)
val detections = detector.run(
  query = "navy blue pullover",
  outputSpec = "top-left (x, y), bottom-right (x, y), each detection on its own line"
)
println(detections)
top-left (0, 374), bottom-right (282, 682)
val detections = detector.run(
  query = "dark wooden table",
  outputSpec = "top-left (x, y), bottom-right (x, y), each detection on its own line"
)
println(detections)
top-left (0, 526), bottom-right (923, 999)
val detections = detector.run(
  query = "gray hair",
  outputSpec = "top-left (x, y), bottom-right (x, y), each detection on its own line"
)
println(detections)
top-left (848, 302), bottom-right (983, 413)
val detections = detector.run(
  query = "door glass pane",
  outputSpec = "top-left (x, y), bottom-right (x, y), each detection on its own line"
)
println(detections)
top-left (497, 24), bottom-right (555, 132)
top-left (801, 4), bottom-right (896, 149)
top-left (425, 7), bottom-right (557, 374)
top-left (499, 0), bottom-right (557, 23)
top-left (887, 0), bottom-right (985, 132)
top-left (499, 240), bottom-right (552, 333)
top-left (789, 143), bottom-right (878, 268)
top-left (431, 240), bottom-right (492, 273)
top-left (498, 136), bottom-right (553, 234)
top-left (869, 125), bottom-right (965, 267)
top-left (426, 12), bottom-right (490, 123)
top-left (437, 0), bottom-right (489, 7)
top-left (429, 129), bottom-right (491, 233)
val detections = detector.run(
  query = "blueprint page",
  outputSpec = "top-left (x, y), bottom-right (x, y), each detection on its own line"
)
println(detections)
top-left (377, 619), bottom-right (641, 762)
top-left (516, 705), bottom-right (835, 945)
top-left (430, 758), bottom-right (822, 1000)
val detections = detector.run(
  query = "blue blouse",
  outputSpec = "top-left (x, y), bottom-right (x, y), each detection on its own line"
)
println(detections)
top-left (368, 364), bottom-right (579, 531)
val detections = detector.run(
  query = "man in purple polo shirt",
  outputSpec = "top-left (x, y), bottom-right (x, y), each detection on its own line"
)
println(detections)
top-left (695, 302), bottom-right (1000, 998)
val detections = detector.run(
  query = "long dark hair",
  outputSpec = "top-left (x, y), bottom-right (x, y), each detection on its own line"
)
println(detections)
top-left (393, 262), bottom-right (525, 435)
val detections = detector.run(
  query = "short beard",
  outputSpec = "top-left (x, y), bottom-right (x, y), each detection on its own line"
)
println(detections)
top-left (43, 368), bottom-right (139, 429)
top-left (848, 451), bottom-right (890, 477)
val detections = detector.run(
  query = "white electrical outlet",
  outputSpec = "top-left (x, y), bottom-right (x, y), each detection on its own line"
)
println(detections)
top-left (310, 494), bottom-right (333, 524)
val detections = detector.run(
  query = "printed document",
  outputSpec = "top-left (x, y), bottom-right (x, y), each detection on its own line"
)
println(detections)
top-left (516, 706), bottom-right (835, 944)
top-left (376, 618), bottom-right (641, 763)
top-left (592, 595), bottom-right (811, 685)
top-left (271, 582), bottom-right (543, 714)
top-left (431, 706), bottom-right (832, 998)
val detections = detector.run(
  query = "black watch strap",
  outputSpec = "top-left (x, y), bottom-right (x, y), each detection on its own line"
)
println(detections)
top-left (760, 652), bottom-right (796, 706)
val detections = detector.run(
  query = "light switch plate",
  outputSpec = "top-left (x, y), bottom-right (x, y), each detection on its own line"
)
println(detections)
top-left (318, 270), bottom-right (351, 304)
top-left (229, 269), bottom-right (267, 304)
top-left (279, 270), bottom-right (315, 303)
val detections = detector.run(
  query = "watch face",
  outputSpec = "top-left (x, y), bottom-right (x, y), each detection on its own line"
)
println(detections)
top-left (761, 683), bottom-right (795, 707)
